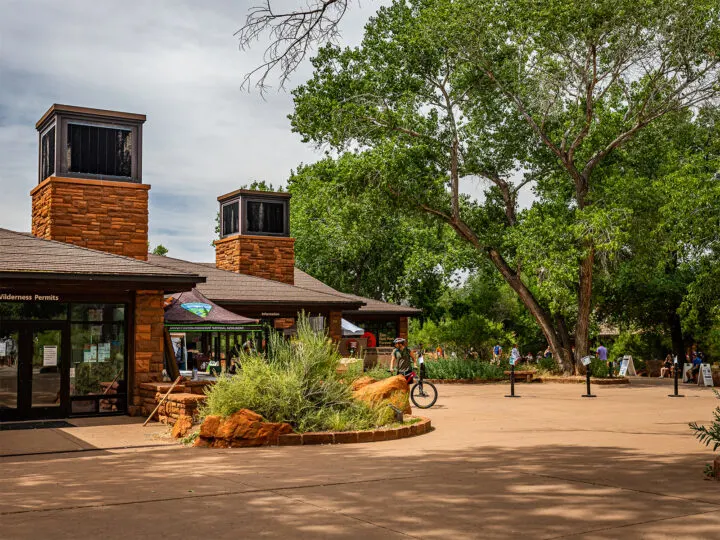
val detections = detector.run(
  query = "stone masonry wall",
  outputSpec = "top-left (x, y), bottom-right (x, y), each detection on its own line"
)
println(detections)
top-left (329, 311), bottom-right (342, 342)
top-left (215, 234), bottom-right (295, 285)
top-left (399, 317), bottom-right (409, 340)
top-left (130, 290), bottom-right (165, 416)
top-left (31, 176), bottom-right (150, 261)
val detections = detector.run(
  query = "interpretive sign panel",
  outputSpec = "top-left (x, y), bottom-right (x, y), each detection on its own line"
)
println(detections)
top-left (699, 364), bottom-right (714, 387)
top-left (43, 345), bottom-right (58, 367)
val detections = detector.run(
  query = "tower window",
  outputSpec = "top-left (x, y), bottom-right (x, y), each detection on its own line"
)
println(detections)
top-left (246, 200), bottom-right (285, 234)
top-left (41, 125), bottom-right (56, 180)
top-left (222, 201), bottom-right (240, 236)
top-left (67, 123), bottom-right (132, 178)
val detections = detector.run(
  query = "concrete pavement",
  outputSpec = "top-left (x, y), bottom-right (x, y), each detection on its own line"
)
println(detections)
top-left (1, 380), bottom-right (719, 539)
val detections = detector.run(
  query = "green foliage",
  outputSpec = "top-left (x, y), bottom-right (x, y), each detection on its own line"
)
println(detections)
top-left (363, 365), bottom-right (394, 381)
top-left (608, 331), bottom-right (669, 363)
top-left (588, 358), bottom-right (609, 379)
top-left (289, 157), bottom-right (470, 318)
top-left (689, 390), bottom-right (720, 453)
top-left (201, 316), bottom-right (394, 432)
top-left (410, 268), bottom-right (545, 356)
top-left (151, 244), bottom-right (168, 256)
top-left (74, 362), bottom-right (121, 395)
top-left (423, 359), bottom-right (504, 380)
top-left (537, 355), bottom-right (559, 374)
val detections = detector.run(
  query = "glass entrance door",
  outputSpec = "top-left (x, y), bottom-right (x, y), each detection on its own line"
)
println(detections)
top-left (0, 328), bottom-right (20, 416)
top-left (0, 324), bottom-right (68, 422)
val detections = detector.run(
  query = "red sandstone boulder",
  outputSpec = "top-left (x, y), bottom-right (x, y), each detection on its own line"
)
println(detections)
top-left (199, 415), bottom-right (221, 438)
top-left (171, 415), bottom-right (194, 439)
top-left (353, 375), bottom-right (411, 414)
top-left (196, 409), bottom-right (294, 447)
top-left (351, 376), bottom-right (377, 392)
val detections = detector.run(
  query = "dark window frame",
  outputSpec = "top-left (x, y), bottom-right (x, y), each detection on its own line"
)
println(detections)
top-left (66, 122), bottom-right (133, 179)
top-left (221, 201), bottom-right (240, 237)
top-left (241, 196), bottom-right (289, 237)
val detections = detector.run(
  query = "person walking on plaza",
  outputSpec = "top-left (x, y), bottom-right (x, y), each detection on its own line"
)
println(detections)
top-left (596, 341), bottom-right (608, 369)
top-left (493, 343), bottom-right (503, 364)
top-left (510, 344), bottom-right (520, 365)
top-left (391, 337), bottom-right (413, 373)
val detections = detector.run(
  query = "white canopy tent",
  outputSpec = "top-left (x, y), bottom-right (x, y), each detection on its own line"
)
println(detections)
top-left (341, 318), bottom-right (364, 337)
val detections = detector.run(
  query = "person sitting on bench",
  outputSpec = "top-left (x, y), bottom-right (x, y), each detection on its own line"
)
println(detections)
top-left (660, 353), bottom-right (673, 378)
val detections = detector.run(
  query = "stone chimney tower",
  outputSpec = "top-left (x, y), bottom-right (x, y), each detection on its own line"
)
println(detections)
top-left (214, 189), bottom-right (295, 284)
top-left (31, 104), bottom-right (149, 261)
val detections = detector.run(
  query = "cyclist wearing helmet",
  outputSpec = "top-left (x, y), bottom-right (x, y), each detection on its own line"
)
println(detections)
top-left (391, 337), bottom-right (413, 373)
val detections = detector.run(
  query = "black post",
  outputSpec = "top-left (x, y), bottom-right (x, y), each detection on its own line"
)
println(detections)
top-left (582, 361), bottom-right (596, 398)
top-left (505, 362), bottom-right (520, 398)
top-left (668, 357), bottom-right (684, 398)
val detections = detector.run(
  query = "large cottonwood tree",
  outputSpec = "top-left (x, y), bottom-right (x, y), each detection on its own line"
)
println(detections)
top-left (282, 0), bottom-right (720, 370)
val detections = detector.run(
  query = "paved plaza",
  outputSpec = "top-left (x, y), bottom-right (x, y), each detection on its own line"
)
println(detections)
top-left (1, 380), bottom-right (719, 539)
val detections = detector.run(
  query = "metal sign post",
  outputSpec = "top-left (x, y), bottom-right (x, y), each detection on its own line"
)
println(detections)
top-left (668, 356), bottom-right (684, 398)
top-left (581, 356), bottom-right (596, 398)
top-left (505, 358), bottom-right (520, 398)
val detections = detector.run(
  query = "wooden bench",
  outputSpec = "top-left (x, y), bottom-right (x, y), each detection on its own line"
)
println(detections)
top-left (504, 370), bottom-right (536, 382)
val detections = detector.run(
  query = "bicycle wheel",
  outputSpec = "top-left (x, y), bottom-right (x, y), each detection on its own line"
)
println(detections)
top-left (411, 381), bottom-right (438, 409)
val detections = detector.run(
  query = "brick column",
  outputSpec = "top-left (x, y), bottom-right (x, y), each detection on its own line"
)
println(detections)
top-left (31, 176), bottom-right (150, 261)
top-left (130, 290), bottom-right (165, 416)
top-left (329, 311), bottom-right (342, 342)
top-left (399, 317), bottom-right (409, 340)
top-left (215, 234), bottom-right (295, 284)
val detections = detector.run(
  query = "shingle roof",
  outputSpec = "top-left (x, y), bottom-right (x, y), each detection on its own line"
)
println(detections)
top-left (147, 255), bottom-right (362, 307)
top-left (0, 228), bottom-right (202, 285)
top-left (293, 269), bottom-right (422, 316)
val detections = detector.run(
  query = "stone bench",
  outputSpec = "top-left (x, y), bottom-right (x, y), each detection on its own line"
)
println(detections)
top-left (504, 370), bottom-right (536, 382)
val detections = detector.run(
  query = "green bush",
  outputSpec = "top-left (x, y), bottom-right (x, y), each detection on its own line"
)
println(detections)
top-left (424, 358), bottom-right (504, 380)
top-left (201, 316), bottom-right (394, 432)
top-left (537, 355), bottom-right (559, 374)
top-left (589, 358), bottom-right (609, 378)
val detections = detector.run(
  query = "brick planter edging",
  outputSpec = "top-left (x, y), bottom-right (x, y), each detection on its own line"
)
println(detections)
top-left (276, 416), bottom-right (431, 446)
top-left (424, 377), bottom-right (629, 385)
top-left (538, 376), bottom-right (630, 385)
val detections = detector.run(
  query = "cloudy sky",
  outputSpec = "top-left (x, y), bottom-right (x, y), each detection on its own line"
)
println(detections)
top-left (0, 0), bottom-right (395, 261)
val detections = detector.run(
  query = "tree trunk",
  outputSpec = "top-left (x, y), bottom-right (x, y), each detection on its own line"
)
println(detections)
top-left (555, 315), bottom-right (575, 374)
top-left (668, 311), bottom-right (685, 365)
top-left (574, 246), bottom-right (595, 372)
top-left (486, 248), bottom-right (569, 370)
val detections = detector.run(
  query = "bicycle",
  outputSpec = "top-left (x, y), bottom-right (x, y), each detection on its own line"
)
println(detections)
top-left (393, 354), bottom-right (438, 409)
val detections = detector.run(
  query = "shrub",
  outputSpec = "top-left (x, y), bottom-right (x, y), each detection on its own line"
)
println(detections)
top-left (424, 358), bottom-right (504, 380)
top-left (689, 390), bottom-right (720, 452)
top-left (201, 316), bottom-right (394, 432)
top-left (537, 355), bottom-right (560, 374)
top-left (589, 358), bottom-right (609, 378)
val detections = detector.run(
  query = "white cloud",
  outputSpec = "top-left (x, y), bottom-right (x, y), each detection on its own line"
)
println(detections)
top-left (0, 0), bottom-right (385, 261)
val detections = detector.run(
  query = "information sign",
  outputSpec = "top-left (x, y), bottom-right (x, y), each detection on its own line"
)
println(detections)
top-left (0, 342), bottom-right (6, 356)
top-left (581, 356), bottom-right (592, 366)
top-left (43, 345), bottom-right (58, 367)
top-left (618, 356), bottom-right (637, 377)
top-left (98, 343), bottom-right (111, 362)
top-left (698, 364), bottom-right (714, 387)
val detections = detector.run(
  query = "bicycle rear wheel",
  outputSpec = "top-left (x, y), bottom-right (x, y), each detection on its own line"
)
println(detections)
top-left (411, 381), bottom-right (438, 409)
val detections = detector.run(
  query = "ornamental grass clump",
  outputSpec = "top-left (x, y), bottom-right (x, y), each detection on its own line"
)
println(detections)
top-left (201, 316), bottom-right (394, 432)
top-left (424, 358), bottom-right (504, 380)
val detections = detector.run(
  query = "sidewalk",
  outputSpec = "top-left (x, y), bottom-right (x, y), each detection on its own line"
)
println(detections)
top-left (0, 416), bottom-right (175, 457)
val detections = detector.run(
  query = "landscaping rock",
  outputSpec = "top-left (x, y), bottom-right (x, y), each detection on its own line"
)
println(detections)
top-left (353, 374), bottom-right (411, 414)
top-left (351, 376), bottom-right (377, 391)
top-left (196, 409), bottom-right (294, 447)
top-left (199, 415), bottom-right (221, 438)
top-left (171, 414), bottom-right (194, 439)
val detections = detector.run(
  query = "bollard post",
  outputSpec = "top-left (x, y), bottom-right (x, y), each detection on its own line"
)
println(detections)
top-left (581, 357), bottom-right (596, 398)
top-left (505, 362), bottom-right (520, 398)
top-left (668, 356), bottom-right (684, 398)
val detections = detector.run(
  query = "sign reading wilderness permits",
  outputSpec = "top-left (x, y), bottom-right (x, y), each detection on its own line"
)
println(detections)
top-left (181, 302), bottom-right (213, 318)
top-left (0, 293), bottom-right (61, 301)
